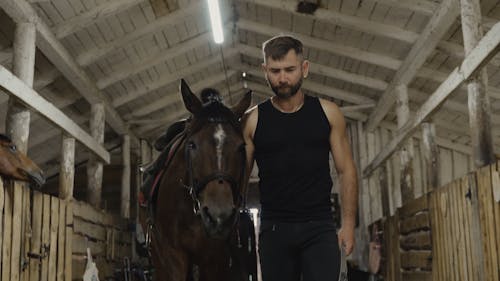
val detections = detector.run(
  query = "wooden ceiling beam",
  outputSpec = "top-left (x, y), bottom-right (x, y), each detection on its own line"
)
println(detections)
top-left (52, 0), bottom-right (145, 39)
top-left (243, 0), bottom-right (419, 44)
top-left (0, 65), bottom-right (110, 163)
top-left (365, 0), bottom-right (460, 132)
top-left (97, 31), bottom-right (212, 89)
top-left (76, 0), bottom-right (203, 66)
top-left (363, 22), bottom-right (500, 176)
top-left (126, 70), bottom-right (238, 119)
top-left (111, 47), bottom-right (239, 108)
top-left (0, 0), bottom-right (136, 139)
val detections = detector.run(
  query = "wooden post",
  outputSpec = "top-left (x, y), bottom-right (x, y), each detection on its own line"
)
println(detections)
top-left (87, 103), bottom-right (105, 208)
top-left (379, 129), bottom-right (391, 217)
top-left (5, 21), bottom-right (36, 281)
top-left (460, 0), bottom-right (495, 168)
top-left (59, 134), bottom-right (75, 200)
top-left (355, 121), bottom-right (370, 269)
top-left (396, 84), bottom-right (415, 204)
top-left (121, 134), bottom-right (131, 218)
top-left (422, 122), bottom-right (440, 191)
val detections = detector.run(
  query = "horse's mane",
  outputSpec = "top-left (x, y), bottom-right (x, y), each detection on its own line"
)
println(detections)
top-left (0, 134), bottom-right (12, 142)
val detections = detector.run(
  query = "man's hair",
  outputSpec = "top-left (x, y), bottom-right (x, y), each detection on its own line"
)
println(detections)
top-left (262, 35), bottom-right (304, 63)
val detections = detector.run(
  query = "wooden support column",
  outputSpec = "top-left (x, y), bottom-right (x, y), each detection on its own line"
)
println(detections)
top-left (87, 103), bottom-right (105, 208)
top-left (59, 134), bottom-right (75, 200)
top-left (356, 121), bottom-right (370, 269)
top-left (5, 21), bottom-right (36, 281)
top-left (121, 134), bottom-right (131, 218)
top-left (396, 84), bottom-right (415, 204)
top-left (461, 0), bottom-right (495, 168)
top-left (422, 122), bottom-right (440, 191)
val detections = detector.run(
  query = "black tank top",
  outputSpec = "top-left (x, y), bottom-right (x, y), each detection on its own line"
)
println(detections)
top-left (254, 95), bottom-right (333, 222)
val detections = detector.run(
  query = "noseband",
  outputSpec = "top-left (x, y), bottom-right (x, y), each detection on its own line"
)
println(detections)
top-left (183, 118), bottom-right (246, 215)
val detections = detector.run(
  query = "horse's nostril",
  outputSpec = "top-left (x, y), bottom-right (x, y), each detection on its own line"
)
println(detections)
top-left (203, 207), bottom-right (216, 224)
top-left (218, 179), bottom-right (224, 184)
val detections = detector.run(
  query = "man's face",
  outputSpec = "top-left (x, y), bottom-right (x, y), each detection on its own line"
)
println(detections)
top-left (262, 49), bottom-right (309, 98)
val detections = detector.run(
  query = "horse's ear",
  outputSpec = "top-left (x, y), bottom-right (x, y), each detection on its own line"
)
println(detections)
top-left (231, 90), bottom-right (252, 119)
top-left (180, 79), bottom-right (202, 114)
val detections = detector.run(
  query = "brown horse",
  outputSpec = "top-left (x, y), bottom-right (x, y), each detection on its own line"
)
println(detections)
top-left (142, 80), bottom-right (252, 281)
top-left (0, 134), bottom-right (45, 187)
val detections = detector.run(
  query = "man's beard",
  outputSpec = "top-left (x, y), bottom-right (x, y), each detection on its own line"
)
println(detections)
top-left (267, 76), bottom-right (303, 98)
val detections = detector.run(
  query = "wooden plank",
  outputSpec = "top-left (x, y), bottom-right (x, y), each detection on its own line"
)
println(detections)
top-left (401, 271), bottom-right (432, 281)
top-left (429, 192), bottom-right (440, 280)
top-left (455, 177), bottom-right (468, 281)
top-left (21, 185), bottom-right (30, 281)
top-left (494, 164), bottom-right (500, 281)
top-left (47, 197), bottom-right (59, 281)
top-left (40, 195), bottom-right (50, 281)
top-left (478, 166), bottom-right (500, 281)
top-left (468, 173), bottom-right (486, 280)
top-left (65, 203), bottom-right (73, 281)
top-left (461, 177), bottom-right (474, 281)
top-left (449, 180), bottom-right (459, 281)
top-left (1, 183), bottom-right (13, 281)
top-left (399, 212), bottom-right (430, 234)
top-left (399, 195), bottom-right (428, 218)
top-left (57, 200), bottom-right (66, 281)
top-left (0, 65), bottom-right (110, 164)
top-left (400, 231), bottom-right (431, 250)
top-left (73, 218), bottom-right (107, 241)
top-left (10, 182), bottom-right (24, 281)
top-left (0, 178), bottom-right (3, 277)
top-left (363, 22), bottom-right (500, 177)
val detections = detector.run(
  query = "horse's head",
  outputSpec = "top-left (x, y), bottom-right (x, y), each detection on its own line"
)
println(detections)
top-left (0, 134), bottom-right (45, 187)
top-left (180, 79), bottom-right (251, 238)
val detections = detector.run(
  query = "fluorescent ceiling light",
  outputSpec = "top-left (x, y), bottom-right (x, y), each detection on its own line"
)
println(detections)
top-left (207, 0), bottom-right (224, 44)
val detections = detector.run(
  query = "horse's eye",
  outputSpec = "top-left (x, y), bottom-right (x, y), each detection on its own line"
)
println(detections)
top-left (9, 144), bottom-right (16, 152)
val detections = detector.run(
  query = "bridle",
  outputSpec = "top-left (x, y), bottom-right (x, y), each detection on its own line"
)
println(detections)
top-left (182, 116), bottom-right (247, 215)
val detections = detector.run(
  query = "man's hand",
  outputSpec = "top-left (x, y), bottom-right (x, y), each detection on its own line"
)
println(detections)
top-left (338, 224), bottom-right (355, 255)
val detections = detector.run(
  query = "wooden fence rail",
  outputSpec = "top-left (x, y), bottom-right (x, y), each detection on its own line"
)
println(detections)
top-left (0, 177), bottom-right (133, 281)
top-left (373, 161), bottom-right (500, 281)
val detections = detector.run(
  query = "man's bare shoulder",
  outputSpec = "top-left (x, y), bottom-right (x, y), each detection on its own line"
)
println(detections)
top-left (242, 105), bottom-right (259, 138)
top-left (318, 98), bottom-right (343, 124)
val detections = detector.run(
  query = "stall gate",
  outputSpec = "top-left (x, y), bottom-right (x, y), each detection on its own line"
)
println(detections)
top-left (0, 178), bottom-right (133, 281)
top-left (374, 161), bottom-right (500, 281)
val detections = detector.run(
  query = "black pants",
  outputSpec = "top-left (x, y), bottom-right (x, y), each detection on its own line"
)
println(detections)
top-left (259, 220), bottom-right (340, 281)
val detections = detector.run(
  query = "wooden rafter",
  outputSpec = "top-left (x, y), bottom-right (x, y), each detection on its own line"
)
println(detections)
top-left (76, 1), bottom-right (203, 66)
top-left (365, 0), bottom-right (461, 132)
top-left (363, 22), bottom-right (500, 177)
top-left (52, 0), bottom-right (145, 39)
top-left (0, 65), bottom-right (110, 163)
top-left (0, 0), bottom-right (136, 139)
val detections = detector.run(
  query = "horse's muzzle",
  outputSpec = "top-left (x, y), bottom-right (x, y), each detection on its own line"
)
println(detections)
top-left (200, 206), bottom-right (237, 239)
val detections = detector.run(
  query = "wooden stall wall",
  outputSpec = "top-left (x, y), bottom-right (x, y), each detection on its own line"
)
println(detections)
top-left (71, 200), bottom-right (132, 280)
top-left (373, 161), bottom-right (500, 281)
top-left (0, 178), bottom-right (72, 281)
top-left (358, 126), bottom-right (474, 226)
